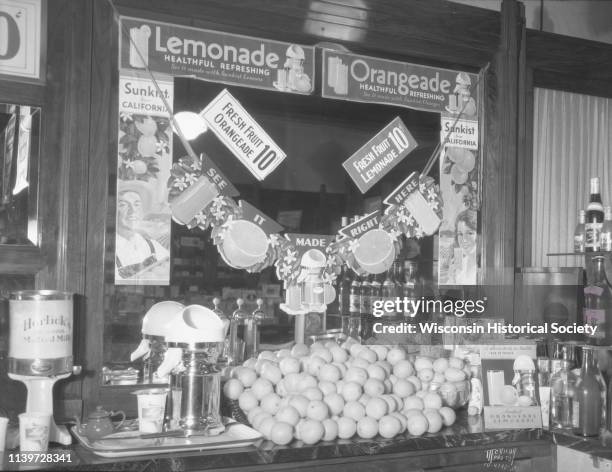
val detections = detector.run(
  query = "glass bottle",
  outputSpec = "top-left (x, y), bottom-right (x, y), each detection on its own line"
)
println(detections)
top-left (402, 261), bottom-right (419, 318)
top-left (583, 256), bottom-right (612, 345)
top-left (574, 210), bottom-right (586, 253)
top-left (585, 177), bottom-right (604, 252)
top-left (228, 298), bottom-right (248, 365)
top-left (601, 207), bottom-right (612, 252)
top-left (212, 297), bottom-right (229, 367)
top-left (573, 346), bottom-right (606, 437)
top-left (550, 359), bottom-right (577, 430)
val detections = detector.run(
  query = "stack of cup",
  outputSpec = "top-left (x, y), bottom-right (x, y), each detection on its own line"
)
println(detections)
top-left (18, 412), bottom-right (51, 451)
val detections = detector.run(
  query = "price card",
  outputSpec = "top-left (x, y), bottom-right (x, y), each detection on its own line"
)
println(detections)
top-left (202, 89), bottom-right (286, 180)
top-left (343, 117), bottom-right (417, 193)
top-left (483, 406), bottom-right (542, 430)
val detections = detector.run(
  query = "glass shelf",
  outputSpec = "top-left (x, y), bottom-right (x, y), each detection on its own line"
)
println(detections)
top-left (547, 251), bottom-right (612, 256)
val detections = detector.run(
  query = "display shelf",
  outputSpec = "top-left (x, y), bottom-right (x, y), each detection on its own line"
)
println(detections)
top-left (547, 251), bottom-right (612, 256)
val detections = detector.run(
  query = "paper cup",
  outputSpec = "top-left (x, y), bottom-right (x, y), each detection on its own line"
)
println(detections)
top-left (133, 389), bottom-right (167, 433)
top-left (19, 412), bottom-right (51, 452)
top-left (171, 176), bottom-right (219, 225)
top-left (353, 229), bottom-right (395, 274)
top-left (0, 417), bottom-right (8, 451)
top-left (220, 220), bottom-right (268, 269)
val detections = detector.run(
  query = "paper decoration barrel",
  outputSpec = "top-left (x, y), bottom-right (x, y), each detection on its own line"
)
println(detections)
top-left (353, 229), bottom-right (395, 274)
top-left (219, 220), bottom-right (268, 269)
top-left (8, 291), bottom-right (74, 376)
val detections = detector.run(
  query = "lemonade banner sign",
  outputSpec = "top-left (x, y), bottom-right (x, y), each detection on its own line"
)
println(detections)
top-left (342, 117), bottom-right (417, 193)
top-left (322, 49), bottom-right (478, 116)
top-left (202, 89), bottom-right (287, 181)
top-left (119, 16), bottom-right (315, 95)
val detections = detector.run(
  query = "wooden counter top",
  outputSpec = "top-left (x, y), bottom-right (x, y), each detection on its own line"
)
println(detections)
top-left (1, 411), bottom-right (553, 471)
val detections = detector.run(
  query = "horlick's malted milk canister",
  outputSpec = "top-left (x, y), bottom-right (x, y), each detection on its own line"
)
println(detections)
top-left (8, 290), bottom-right (74, 376)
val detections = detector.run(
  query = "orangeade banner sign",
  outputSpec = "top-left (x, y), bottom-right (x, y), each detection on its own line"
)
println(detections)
top-left (323, 49), bottom-right (478, 116)
top-left (119, 16), bottom-right (315, 95)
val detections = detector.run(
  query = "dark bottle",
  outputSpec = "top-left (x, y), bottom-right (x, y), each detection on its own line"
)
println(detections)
top-left (381, 266), bottom-right (397, 319)
top-left (360, 275), bottom-right (372, 316)
top-left (349, 272), bottom-right (361, 318)
top-left (585, 177), bottom-right (604, 252)
top-left (402, 261), bottom-right (419, 318)
top-left (583, 256), bottom-right (612, 345)
top-left (370, 274), bottom-right (382, 314)
top-left (573, 346), bottom-right (606, 436)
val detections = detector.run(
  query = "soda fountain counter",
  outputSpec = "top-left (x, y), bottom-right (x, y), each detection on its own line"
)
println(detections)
top-left (1, 411), bottom-right (552, 471)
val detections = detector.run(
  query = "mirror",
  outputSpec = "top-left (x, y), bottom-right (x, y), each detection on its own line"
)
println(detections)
top-left (101, 78), bottom-right (441, 385)
top-left (0, 103), bottom-right (41, 246)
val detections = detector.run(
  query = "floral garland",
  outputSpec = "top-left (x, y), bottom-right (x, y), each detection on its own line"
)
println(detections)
top-left (168, 155), bottom-right (444, 280)
top-left (380, 174), bottom-right (443, 238)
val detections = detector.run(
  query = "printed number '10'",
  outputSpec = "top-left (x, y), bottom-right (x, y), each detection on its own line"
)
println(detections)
top-left (253, 145), bottom-right (277, 171)
top-left (388, 127), bottom-right (410, 152)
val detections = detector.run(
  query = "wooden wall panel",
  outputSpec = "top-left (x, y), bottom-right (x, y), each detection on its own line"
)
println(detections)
top-left (481, 0), bottom-right (524, 320)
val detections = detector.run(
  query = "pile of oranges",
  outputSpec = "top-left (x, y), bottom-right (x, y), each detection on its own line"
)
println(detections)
top-left (223, 339), bottom-right (461, 446)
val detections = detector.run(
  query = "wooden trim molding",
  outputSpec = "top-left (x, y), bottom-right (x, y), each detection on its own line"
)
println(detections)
top-left (0, 245), bottom-right (45, 274)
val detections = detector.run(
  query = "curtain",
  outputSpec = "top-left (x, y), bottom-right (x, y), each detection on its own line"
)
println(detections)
top-left (531, 88), bottom-right (612, 268)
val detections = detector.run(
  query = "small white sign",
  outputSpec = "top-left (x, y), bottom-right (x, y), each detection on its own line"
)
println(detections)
top-left (119, 74), bottom-right (174, 116)
top-left (202, 89), bottom-right (286, 181)
top-left (440, 117), bottom-right (478, 150)
top-left (0, 0), bottom-right (42, 80)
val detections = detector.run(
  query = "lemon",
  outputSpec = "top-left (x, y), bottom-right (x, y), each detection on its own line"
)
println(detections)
top-left (251, 378), bottom-right (274, 401)
top-left (423, 392), bottom-right (443, 410)
top-left (279, 356), bottom-right (301, 376)
top-left (345, 366), bottom-right (368, 386)
top-left (258, 416), bottom-right (276, 439)
top-left (260, 363), bottom-right (282, 385)
top-left (306, 400), bottom-right (329, 421)
top-left (291, 343), bottom-right (310, 358)
top-left (234, 366), bottom-right (257, 388)
top-left (378, 415), bottom-right (402, 439)
top-left (341, 382), bottom-right (363, 402)
top-left (438, 406), bottom-right (457, 427)
top-left (365, 397), bottom-right (389, 420)
top-left (343, 400), bottom-right (366, 421)
top-left (303, 387), bottom-right (324, 401)
top-left (367, 364), bottom-right (387, 381)
top-left (288, 395), bottom-right (310, 417)
top-left (322, 418), bottom-right (338, 441)
top-left (357, 416), bottom-right (379, 439)
top-left (403, 395), bottom-right (424, 411)
top-left (324, 393), bottom-right (345, 416)
top-left (364, 378), bottom-right (385, 397)
top-left (406, 413), bottom-right (429, 436)
top-left (423, 409), bottom-right (443, 433)
top-left (392, 359), bottom-right (415, 378)
top-left (336, 417), bottom-right (357, 439)
top-left (223, 378), bottom-right (244, 400)
top-left (393, 379), bottom-right (416, 398)
top-left (300, 419), bottom-right (325, 445)
top-left (275, 405), bottom-right (300, 426)
top-left (238, 390), bottom-right (258, 412)
top-left (318, 364), bottom-right (341, 383)
top-left (433, 357), bottom-right (449, 373)
top-left (318, 381), bottom-right (337, 397)
top-left (270, 421), bottom-right (294, 445)
top-left (260, 393), bottom-right (282, 415)
top-left (387, 348), bottom-right (407, 366)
